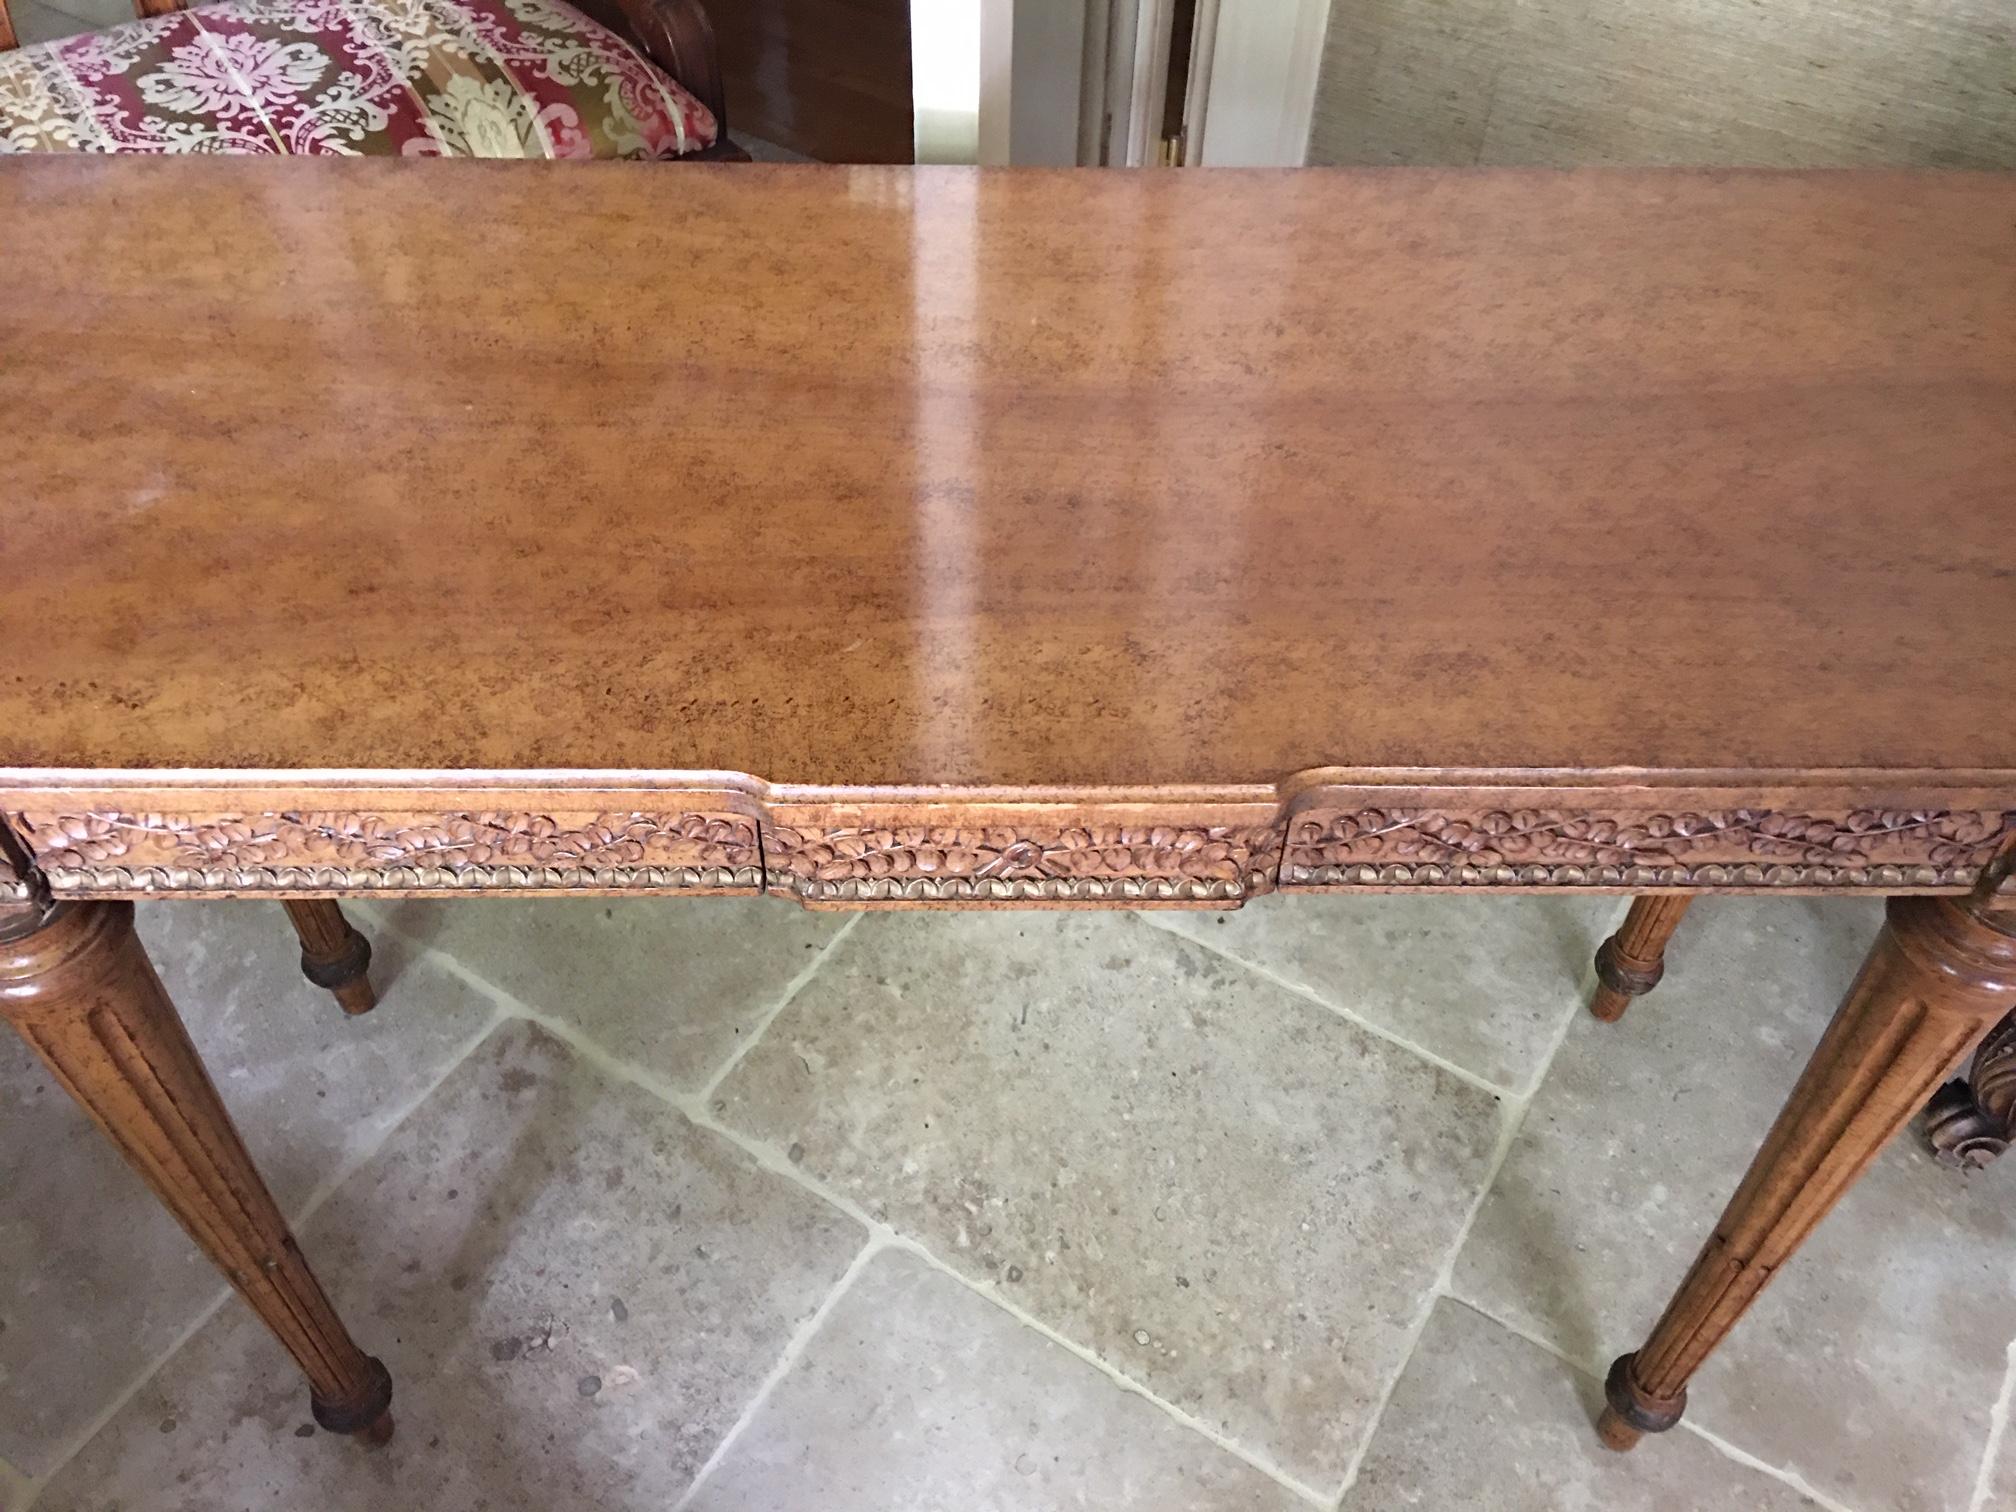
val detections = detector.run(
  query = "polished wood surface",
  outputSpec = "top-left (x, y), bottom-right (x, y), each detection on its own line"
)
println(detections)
top-left (2, 161), bottom-right (2011, 793)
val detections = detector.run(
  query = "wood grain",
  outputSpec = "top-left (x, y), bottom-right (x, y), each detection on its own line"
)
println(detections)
top-left (2, 162), bottom-right (2011, 799)
top-left (711, 0), bottom-right (910, 161)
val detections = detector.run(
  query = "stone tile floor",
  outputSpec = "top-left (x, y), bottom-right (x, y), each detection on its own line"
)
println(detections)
top-left (3, 894), bottom-right (2012, 1511)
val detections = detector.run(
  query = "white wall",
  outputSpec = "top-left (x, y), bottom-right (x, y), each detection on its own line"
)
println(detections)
top-left (912, 0), bottom-right (1111, 166)
top-left (1197, 0), bottom-right (1332, 166)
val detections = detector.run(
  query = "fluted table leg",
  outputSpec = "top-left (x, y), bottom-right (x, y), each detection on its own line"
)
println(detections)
top-left (282, 899), bottom-right (377, 1016)
top-left (0, 899), bottom-right (393, 1444)
top-left (1590, 895), bottom-right (1693, 1023)
top-left (1598, 890), bottom-right (2016, 1449)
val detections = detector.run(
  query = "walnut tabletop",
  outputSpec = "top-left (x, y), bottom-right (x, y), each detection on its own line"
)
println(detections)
top-left (1, 159), bottom-right (2011, 903)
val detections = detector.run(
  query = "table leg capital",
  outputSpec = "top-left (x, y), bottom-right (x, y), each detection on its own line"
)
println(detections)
top-left (1886, 893), bottom-right (2016, 1007)
top-left (0, 899), bottom-right (135, 1017)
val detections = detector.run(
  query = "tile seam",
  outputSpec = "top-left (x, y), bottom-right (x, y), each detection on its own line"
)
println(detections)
top-left (438, 976), bottom-right (1336, 1509)
top-left (1130, 912), bottom-right (1522, 1102)
top-left (669, 1234), bottom-right (888, 1512)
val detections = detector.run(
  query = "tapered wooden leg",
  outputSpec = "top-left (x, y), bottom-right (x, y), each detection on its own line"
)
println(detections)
top-left (1590, 895), bottom-right (1693, 1022)
top-left (0, 899), bottom-right (394, 1444)
top-left (282, 899), bottom-right (377, 1016)
top-left (1598, 892), bottom-right (2016, 1450)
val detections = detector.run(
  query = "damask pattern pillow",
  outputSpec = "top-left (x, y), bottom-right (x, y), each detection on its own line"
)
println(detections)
top-left (0, 0), bottom-right (717, 156)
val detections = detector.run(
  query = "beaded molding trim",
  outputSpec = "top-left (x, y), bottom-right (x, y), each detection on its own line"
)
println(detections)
top-left (760, 822), bottom-right (1281, 905)
top-left (1283, 861), bottom-right (1982, 889)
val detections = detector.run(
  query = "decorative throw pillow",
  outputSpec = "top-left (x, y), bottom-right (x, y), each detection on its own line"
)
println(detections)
top-left (0, 0), bottom-right (717, 156)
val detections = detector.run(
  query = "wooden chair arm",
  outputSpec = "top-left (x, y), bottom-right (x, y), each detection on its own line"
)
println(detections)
top-left (610, 0), bottom-right (726, 136)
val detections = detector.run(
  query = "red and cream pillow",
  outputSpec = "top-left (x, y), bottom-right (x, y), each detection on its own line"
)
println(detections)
top-left (0, 0), bottom-right (716, 156)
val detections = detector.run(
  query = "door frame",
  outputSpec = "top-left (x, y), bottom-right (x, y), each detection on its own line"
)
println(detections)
top-left (1195, 0), bottom-right (1332, 166)
top-left (914, 0), bottom-right (1330, 167)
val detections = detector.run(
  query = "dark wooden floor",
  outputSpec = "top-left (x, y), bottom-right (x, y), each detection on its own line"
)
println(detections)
top-left (714, 0), bottom-right (912, 162)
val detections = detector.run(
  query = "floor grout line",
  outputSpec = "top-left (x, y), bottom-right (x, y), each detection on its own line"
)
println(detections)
top-left (1438, 1296), bottom-right (1862, 1512)
top-left (1682, 1418), bottom-right (1861, 1512)
top-left (882, 1234), bottom-right (1336, 1509)
top-left (506, 998), bottom-right (1337, 1507)
top-left (1132, 911), bottom-right (1526, 1104)
top-left (1391, 893), bottom-right (1867, 1512)
top-left (18, 932), bottom-right (510, 1505)
top-left (1966, 1337), bottom-right (2016, 1512)
top-left (18, 1287), bottom-right (234, 1509)
top-left (404, 934), bottom-right (1337, 1509)
top-left (670, 1234), bottom-right (887, 1512)
top-left (1321, 900), bottom-right (1633, 1510)
top-left (695, 913), bottom-right (862, 1103)
top-left (1327, 1055), bottom-right (1543, 1508)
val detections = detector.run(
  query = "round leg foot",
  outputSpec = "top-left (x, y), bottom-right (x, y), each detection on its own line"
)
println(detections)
top-left (300, 928), bottom-right (377, 1017)
top-left (1589, 984), bottom-right (1632, 1023)
top-left (330, 975), bottom-right (379, 1016)
top-left (1595, 1405), bottom-right (1643, 1452)
top-left (312, 1355), bottom-right (394, 1443)
top-left (1598, 1352), bottom-right (1685, 1452)
top-left (1590, 937), bottom-right (1663, 1024)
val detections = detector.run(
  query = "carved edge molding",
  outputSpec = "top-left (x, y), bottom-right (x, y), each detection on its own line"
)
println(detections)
top-left (1282, 806), bottom-right (2016, 891)
top-left (8, 810), bottom-right (764, 896)
top-left (759, 822), bottom-right (1283, 904)
top-left (5, 802), bottom-right (2012, 901)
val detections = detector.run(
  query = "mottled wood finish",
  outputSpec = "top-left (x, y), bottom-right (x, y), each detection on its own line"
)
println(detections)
top-left (2, 165), bottom-right (2013, 1464)
top-left (2, 165), bottom-right (2011, 794)
top-left (282, 899), bottom-right (377, 1015)
top-left (0, 900), bottom-right (393, 1442)
top-left (1599, 887), bottom-right (2016, 1449)
top-left (1590, 895), bottom-right (1693, 1022)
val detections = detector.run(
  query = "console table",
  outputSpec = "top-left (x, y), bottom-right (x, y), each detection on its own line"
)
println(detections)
top-left (2, 158), bottom-right (2011, 1460)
